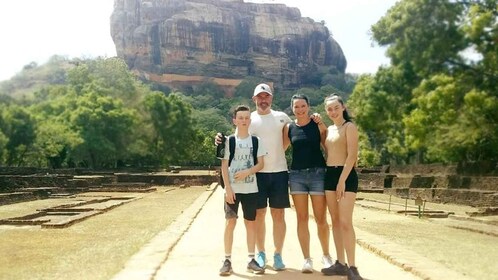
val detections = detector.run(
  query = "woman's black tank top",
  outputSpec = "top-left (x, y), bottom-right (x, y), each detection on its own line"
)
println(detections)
top-left (288, 120), bottom-right (326, 170)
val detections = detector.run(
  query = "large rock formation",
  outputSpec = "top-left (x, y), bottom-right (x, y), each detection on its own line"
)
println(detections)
top-left (110, 0), bottom-right (347, 90)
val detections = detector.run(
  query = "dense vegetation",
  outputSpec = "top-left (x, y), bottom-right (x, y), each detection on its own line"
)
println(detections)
top-left (0, 55), bottom-right (352, 168)
top-left (349, 0), bottom-right (497, 165)
top-left (0, 0), bottom-right (495, 168)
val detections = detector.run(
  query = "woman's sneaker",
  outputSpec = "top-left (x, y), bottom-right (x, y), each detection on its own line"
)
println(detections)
top-left (247, 258), bottom-right (265, 274)
top-left (301, 258), bottom-right (313, 273)
top-left (348, 266), bottom-right (363, 280)
top-left (322, 255), bottom-right (334, 269)
top-left (219, 259), bottom-right (232, 276)
top-left (321, 260), bottom-right (348, 275)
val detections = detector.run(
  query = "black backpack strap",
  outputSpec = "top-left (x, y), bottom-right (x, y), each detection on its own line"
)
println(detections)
top-left (251, 136), bottom-right (258, 165)
top-left (228, 135), bottom-right (236, 166)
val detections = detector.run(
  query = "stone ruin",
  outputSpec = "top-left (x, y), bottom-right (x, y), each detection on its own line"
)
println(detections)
top-left (0, 167), bottom-right (218, 228)
top-left (356, 162), bottom-right (498, 211)
top-left (0, 167), bottom-right (218, 206)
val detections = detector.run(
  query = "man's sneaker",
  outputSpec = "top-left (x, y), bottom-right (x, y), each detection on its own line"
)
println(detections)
top-left (322, 255), bottom-right (334, 269)
top-left (321, 260), bottom-right (348, 275)
top-left (348, 266), bottom-right (363, 280)
top-left (247, 258), bottom-right (265, 274)
top-left (219, 259), bottom-right (232, 276)
top-left (301, 258), bottom-right (313, 273)
top-left (256, 251), bottom-right (267, 268)
top-left (273, 253), bottom-right (286, 271)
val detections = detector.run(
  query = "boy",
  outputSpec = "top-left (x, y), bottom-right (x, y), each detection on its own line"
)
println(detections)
top-left (219, 105), bottom-right (266, 276)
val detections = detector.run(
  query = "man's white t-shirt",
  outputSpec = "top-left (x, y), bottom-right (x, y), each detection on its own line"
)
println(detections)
top-left (223, 135), bottom-right (266, 194)
top-left (249, 110), bottom-right (291, 173)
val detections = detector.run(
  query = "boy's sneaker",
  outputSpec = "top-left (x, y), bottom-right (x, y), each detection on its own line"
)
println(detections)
top-left (219, 259), bottom-right (232, 276)
top-left (322, 255), bottom-right (334, 269)
top-left (256, 251), bottom-right (267, 268)
top-left (247, 258), bottom-right (265, 274)
top-left (301, 258), bottom-right (313, 273)
top-left (348, 266), bottom-right (363, 280)
top-left (321, 260), bottom-right (348, 275)
top-left (273, 253), bottom-right (286, 271)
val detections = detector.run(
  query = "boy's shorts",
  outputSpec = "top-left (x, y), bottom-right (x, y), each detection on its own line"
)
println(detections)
top-left (255, 171), bottom-right (290, 209)
top-left (324, 166), bottom-right (358, 193)
top-left (289, 167), bottom-right (326, 195)
top-left (224, 192), bottom-right (258, 221)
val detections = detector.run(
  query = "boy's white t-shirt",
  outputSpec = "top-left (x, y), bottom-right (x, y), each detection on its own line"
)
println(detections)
top-left (249, 110), bottom-right (291, 173)
top-left (223, 135), bottom-right (266, 194)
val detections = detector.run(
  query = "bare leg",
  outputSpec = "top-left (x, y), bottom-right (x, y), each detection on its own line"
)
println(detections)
top-left (326, 191), bottom-right (345, 263)
top-left (292, 194), bottom-right (310, 258)
top-left (339, 192), bottom-right (357, 267)
top-left (245, 219), bottom-right (257, 254)
top-left (310, 194), bottom-right (330, 256)
top-left (256, 208), bottom-right (267, 252)
top-left (270, 208), bottom-right (286, 254)
top-left (224, 218), bottom-right (237, 256)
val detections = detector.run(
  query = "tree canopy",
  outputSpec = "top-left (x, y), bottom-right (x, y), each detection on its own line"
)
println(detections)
top-left (350, 0), bottom-right (498, 164)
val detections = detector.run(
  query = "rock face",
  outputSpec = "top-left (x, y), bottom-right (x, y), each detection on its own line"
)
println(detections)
top-left (110, 0), bottom-right (347, 89)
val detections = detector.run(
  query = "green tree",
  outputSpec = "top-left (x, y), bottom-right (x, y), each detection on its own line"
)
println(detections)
top-left (355, 0), bottom-right (498, 163)
top-left (144, 92), bottom-right (200, 165)
top-left (1, 105), bottom-right (36, 166)
top-left (70, 92), bottom-right (136, 168)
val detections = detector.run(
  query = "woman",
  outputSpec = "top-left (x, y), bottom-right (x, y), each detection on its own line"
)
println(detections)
top-left (283, 94), bottom-right (333, 273)
top-left (321, 94), bottom-right (362, 280)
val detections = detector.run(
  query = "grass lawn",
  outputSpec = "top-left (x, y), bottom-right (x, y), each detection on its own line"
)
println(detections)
top-left (354, 193), bottom-right (497, 280)
top-left (0, 186), bottom-right (207, 280)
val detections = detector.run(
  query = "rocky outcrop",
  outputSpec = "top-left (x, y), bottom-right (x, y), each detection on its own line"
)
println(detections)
top-left (110, 0), bottom-right (347, 89)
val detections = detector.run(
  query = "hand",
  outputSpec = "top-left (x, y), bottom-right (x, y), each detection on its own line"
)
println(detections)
top-left (311, 113), bottom-right (322, 124)
top-left (225, 187), bottom-right (236, 204)
top-left (234, 170), bottom-right (250, 181)
top-left (336, 181), bottom-right (346, 202)
top-left (214, 132), bottom-right (224, 146)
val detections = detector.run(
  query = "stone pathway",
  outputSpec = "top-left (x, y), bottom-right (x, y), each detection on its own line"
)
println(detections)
top-left (113, 185), bottom-right (431, 279)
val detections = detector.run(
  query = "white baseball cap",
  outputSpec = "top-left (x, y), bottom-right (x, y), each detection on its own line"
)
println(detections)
top-left (253, 83), bottom-right (273, 96)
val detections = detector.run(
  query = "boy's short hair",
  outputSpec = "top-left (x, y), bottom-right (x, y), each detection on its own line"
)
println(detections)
top-left (233, 105), bottom-right (250, 118)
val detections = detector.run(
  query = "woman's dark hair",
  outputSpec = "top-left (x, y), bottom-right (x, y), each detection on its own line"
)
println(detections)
top-left (324, 94), bottom-right (353, 122)
top-left (290, 94), bottom-right (309, 107)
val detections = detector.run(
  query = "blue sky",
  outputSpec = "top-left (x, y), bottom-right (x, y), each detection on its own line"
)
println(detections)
top-left (0, 0), bottom-right (397, 81)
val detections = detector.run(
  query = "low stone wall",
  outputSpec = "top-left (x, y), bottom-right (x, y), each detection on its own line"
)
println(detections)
top-left (0, 175), bottom-right (115, 193)
top-left (388, 175), bottom-right (498, 191)
top-left (116, 174), bottom-right (218, 186)
top-left (389, 163), bottom-right (457, 175)
top-left (0, 175), bottom-right (72, 192)
top-left (384, 188), bottom-right (497, 207)
top-left (0, 192), bottom-right (38, 206)
top-left (357, 173), bottom-right (385, 190)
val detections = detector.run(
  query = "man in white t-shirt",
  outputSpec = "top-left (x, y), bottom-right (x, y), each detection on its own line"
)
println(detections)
top-left (250, 83), bottom-right (291, 271)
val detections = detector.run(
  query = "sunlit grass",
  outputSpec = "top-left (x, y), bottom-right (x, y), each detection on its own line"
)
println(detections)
top-left (0, 186), bottom-right (206, 280)
top-left (354, 193), bottom-right (496, 280)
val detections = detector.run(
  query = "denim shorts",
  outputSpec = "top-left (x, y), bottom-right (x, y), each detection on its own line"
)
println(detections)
top-left (289, 167), bottom-right (326, 195)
